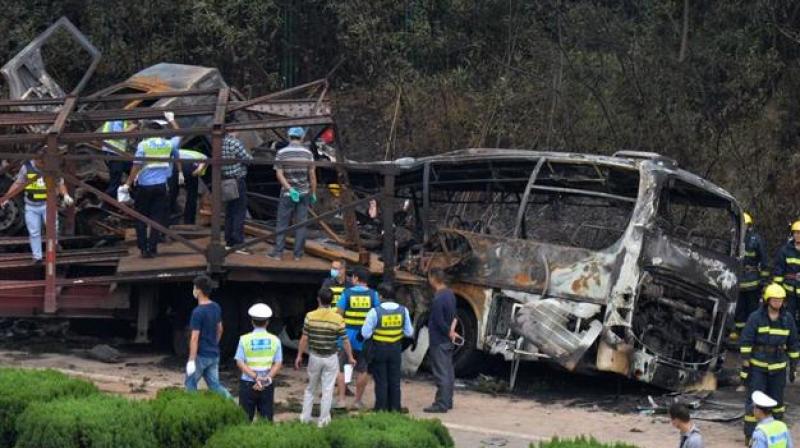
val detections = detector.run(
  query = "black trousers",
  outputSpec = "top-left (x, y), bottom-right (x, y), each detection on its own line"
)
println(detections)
top-left (105, 160), bottom-right (131, 200)
top-left (133, 183), bottom-right (168, 253)
top-left (167, 165), bottom-right (200, 225)
top-left (744, 368), bottom-right (786, 437)
top-left (370, 342), bottom-right (403, 411)
top-left (224, 178), bottom-right (247, 246)
top-left (239, 379), bottom-right (274, 422)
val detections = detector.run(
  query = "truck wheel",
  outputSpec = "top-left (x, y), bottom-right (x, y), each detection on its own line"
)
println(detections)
top-left (453, 305), bottom-right (483, 377)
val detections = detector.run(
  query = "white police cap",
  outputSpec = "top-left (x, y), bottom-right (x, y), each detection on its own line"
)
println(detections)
top-left (248, 303), bottom-right (272, 319)
top-left (752, 391), bottom-right (778, 409)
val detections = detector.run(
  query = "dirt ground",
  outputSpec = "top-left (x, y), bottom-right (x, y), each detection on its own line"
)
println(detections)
top-left (0, 342), bottom-right (779, 448)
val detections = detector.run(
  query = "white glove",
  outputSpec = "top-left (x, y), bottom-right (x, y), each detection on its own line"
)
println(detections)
top-left (117, 185), bottom-right (132, 204)
top-left (186, 360), bottom-right (196, 376)
top-left (178, 171), bottom-right (185, 186)
top-left (164, 111), bottom-right (175, 122)
top-left (62, 194), bottom-right (74, 207)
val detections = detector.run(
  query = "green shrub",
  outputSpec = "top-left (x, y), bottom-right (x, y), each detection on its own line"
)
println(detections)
top-left (149, 388), bottom-right (247, 448)
top-left (14, 394), bottom-right (156, 448)
top-left (0, 368), bottom-right (98, 448)
top-left (204, 422), bottom-right (330, 448)
top-left (532, 436), bottom-right (640, 448)
top-left (324, 412), bottom-right (449, 448)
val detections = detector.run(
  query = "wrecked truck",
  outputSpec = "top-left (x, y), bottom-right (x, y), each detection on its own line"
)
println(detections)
top-left (362, 149), bottom-right (742, 391)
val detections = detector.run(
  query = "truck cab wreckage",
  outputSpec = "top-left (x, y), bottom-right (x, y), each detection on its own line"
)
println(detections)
top-left (0, 19), bottom-right (743, 392)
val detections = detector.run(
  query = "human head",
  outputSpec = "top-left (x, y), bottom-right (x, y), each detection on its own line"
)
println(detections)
top-left (32, 145), bottom-right (46, 165)
top-left (350, 266), bottom-right (369, 286)
top-left (331, 259), bottom-right (346, 281)
top-left (317, 287), bottom-right (334, 307)
top-left (377, 282), bottom-right (394, 302)
top-left (192, 274), bottom-right (217, 300)
top-left (248, 302), bottom-right (272, 328)
top-left (752, 391), bottom-right (776, 420)
top-left (428, 268), bottom-right (448, 290)
top-left (763, 283), bottom-right (786, 312)
top-left (288, 127), bottom-right (305, 142)
top-left (668, 403), bottom-right (691, 431)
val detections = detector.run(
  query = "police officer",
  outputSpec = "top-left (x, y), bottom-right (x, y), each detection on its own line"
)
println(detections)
top-left (362, 283), bottom-right (414, 411)
top-left (733, 212), bottom-right (770, 340)
top-left (322, 259), bottom-right (353, 408)
top-left (122, 112), bottom-right (181, 258)
top-left (740, 284), bottom-right (800, 443)
top-left (235, 303), bottom-right (283, 422)
top-left (772, 220), bottom-right (800, 321)
top-left (750, 391), bottom-right (793, 448)
top-left (0, 147), bottom-right (73, 263)
top-left (100, 120), bottom-right (137, 200)
top-left (337, 265), bottom-right (380, 410)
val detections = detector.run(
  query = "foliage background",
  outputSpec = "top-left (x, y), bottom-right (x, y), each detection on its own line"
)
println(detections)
top-left (1, 0), bottom-right (799, 249)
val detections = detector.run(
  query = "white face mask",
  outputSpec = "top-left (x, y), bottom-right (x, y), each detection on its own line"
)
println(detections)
top-left (192, 287), bottom-right (199, 299)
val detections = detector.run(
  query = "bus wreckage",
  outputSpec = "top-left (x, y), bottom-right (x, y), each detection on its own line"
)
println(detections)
top-left (0, 19), bottom-right (743, 392)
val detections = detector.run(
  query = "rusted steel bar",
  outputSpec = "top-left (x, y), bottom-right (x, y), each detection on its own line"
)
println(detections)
top-left (0, 88), bottom-right (221, 108)
top-left (381, 169), bottom-right (396, 285)
top-left (513, 157), bottom-right (546, 238)
top-left (44, 133), bottom-right (59, 314)
top-left (224, 116), bottom-right (333, 132)
top-left (227, 192), bottom-right (380, 255)
top-left (0, 269), bottom-right (207, 291)
top-left (61, 172), bottom-right (205, 254)
top-left (207, 88), bottom-right (229, 272)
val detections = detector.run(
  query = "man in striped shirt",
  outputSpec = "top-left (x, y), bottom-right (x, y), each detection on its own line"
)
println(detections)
top-left (295, 287), bottom-right (355, 427)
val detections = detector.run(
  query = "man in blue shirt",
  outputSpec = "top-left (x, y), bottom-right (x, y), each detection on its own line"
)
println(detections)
top-left (362, 283), bottom-right (413, 411)
top-left (337, 265), bottom-right (380, 409)
top-left (185, 275), bottom-right (232, 399)
top-left (122, 112), bottom-right (181, 258)
top-left (750, 391), bottom-right (793, 448)
top-left (424, 268), bottom-right (457, 413)
top-left (235, 303), bottom-right (282, 421)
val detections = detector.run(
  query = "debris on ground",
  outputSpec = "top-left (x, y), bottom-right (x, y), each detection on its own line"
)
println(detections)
top-left (85, 344), bottom-right (123, 363)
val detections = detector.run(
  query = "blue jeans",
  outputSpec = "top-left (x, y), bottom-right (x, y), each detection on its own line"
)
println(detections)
top-left (25, 203), bottom-right (57, 261)
top-left (274, 194), bottom-right (309, 257)
top-left (184, 356), bottom-right (233, 399)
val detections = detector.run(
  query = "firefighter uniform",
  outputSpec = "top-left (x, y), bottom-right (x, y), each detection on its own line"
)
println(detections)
top-left (772, 222), bottom-right (800, 321)
top-left (362, 301), bottom-right (414, 411)
top-left (734, 214), bottom-right (770, 337)
top-left (740, 284), bottom-right (800, 439)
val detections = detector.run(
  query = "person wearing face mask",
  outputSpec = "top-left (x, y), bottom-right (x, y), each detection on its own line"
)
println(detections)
top-left (321, 259), bottom-right (352, 409)
top-left (185, 274), bottom-right (232, 399)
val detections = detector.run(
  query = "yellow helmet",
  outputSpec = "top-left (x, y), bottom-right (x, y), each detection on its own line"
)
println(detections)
top-left (743, 212), bottom-right (753, 226)
top-left (763, 283), bottom-right (787, 301)
top-left (792, 221), bottom-right (800, 232)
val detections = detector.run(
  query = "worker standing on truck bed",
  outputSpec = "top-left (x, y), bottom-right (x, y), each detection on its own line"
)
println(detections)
top-left (221, 132), bottom-right (252, 253)
top-left (322, 259), bottom-right (354, 409)
top-left (296, 287), bottom-right (355, 427)
top-left (268, 126), bottom-right (316, 261)
top-left (235, 303), bottom-right (282, 422)
top-left (185, 274), bottom-right (232, 399)
top-left (121, 112), bottom-right (181, 258)
top-left (0, 146), bottom-right (73, 264)
top-left (424, 268), bottom-right (457, 414)
top-left (168, 149), bottom-right (207, 225)
top-left (732, 212), bottom-right (769, 340)
top-left (362, 282), bottom-right (414, 411)
top-left (740, 283), bottom-right (799, 444)
top-left (772, 220), bottom-right (800, 322)
top-left (337, 265), bottom-right (380, 409)
top-left (100, 120), bottom-right (137, 202)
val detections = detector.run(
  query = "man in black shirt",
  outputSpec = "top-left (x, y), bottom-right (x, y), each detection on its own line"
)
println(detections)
top-left (424, 268), bottom-right (457, 413)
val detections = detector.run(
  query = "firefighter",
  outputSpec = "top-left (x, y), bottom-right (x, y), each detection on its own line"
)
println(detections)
top-left (740, 283), bottom-right (800, 444)
top-left (772, 220), bottom-right (800, 322)
top-left (732, 212), bottom-right (770, 340)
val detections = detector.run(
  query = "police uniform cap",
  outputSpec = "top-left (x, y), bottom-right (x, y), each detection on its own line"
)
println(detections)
top-left (248, 303), bottom-right (272, 319)
top-left (752, 391), bottom-right (778, 409)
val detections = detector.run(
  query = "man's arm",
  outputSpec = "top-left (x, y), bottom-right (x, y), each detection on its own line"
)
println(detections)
top-left (189, 330), bottom-right (199, 361)
top-left (275, 168), bottom-right (291, 191)
top-left (342, 336), bottom-right (356, 365)
top-left (0, 179), bottom-right (27, 206)
top-left (216, 322), bottom-right (223, 343)
top-left (269, 342), bottom-right (283, 379)
top-left (235, 340), bottom-right (259, 380)
top-left (308, 157), bottom-right (317, 196)
top-left (403, 308), bottom-right (414, 337)
top-left (295, 334), bottom-right (308, 370)
top-left (361, 309), bottom-right (377, 339)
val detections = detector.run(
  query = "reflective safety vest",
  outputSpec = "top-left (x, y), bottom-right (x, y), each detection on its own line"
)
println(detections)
top-left (343, 289), bottom-right (375, 329)
top-left (755, 419), bottom-right (790, 448)
top-left (179, 149), bottom-right (208, 175)
top-left (373, 305), bottom-right (406, 344)
top-left (24, 162), bottom-right (46, 202)
top-left (240, 331), bottom-right (280, 371)
top-left (140, 138), bottom-right (173, 169)
top-left (101, 120), bottom-right (130, 153)
top-left (330, 285), bottom-right (345, 303)
top-left (773, 241), bottom-right (800, 294)
top-left (739, 308), bottom-right (800, 380)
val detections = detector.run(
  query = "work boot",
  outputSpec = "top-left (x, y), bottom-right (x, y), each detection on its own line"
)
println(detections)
top-left (267, 251), bottom-right (282, 260)
top-left (423, 404), bottom-right (447, 413)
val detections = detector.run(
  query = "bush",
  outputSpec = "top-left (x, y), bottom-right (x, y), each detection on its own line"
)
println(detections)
top-left (532, 437), bottom-right (640, 448)
top-left (149, 388), bottom-right (247, 448)
top-left (14, 394), bottom-right (156, 448)
top-left (324, 412), bottom-right (450, 448)
top-left (0, 368), bottom-right (98, 448)
top-left (204, 422), bottom-right (330, 448)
